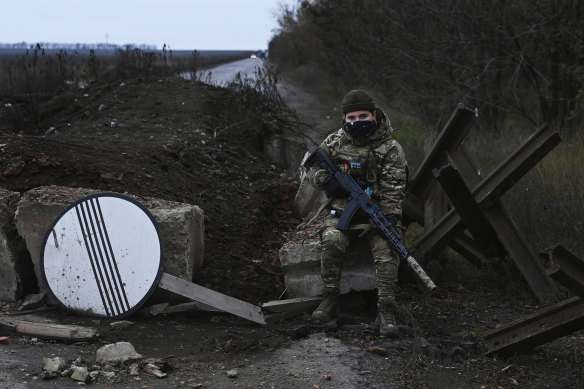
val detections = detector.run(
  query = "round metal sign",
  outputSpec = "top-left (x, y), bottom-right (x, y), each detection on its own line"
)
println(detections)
top-left (41, 193), bottom-right (164, 319)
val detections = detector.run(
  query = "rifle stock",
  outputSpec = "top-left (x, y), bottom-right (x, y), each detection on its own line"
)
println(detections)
top-left (304, 147), bottom-right (436, 292)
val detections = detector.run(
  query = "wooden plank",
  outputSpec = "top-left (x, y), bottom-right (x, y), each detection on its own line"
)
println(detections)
top-left (162, 301), bottom-right (222, 314)
top-left (262, 297), bottom-right (321, 313)
top-left (0, 316), bottom-right (97, 341)
top-left (157, 273), bottom-right (266, 325)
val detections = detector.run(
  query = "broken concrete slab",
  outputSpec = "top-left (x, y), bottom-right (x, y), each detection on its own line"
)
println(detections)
top-left (149, 204), bottom-right (205, 277)
top-left (292, 155), bottom-right (327, 217)
top-left (96, 342), bottom-right (142, 365)
top-left (42, 356), bottom-right (67, 373)
top-left (70, 366), bottom-right (89, 382)
top-left (0, 189), bottom-right (20, 301)
top-left (13, 186), bottom-right (204, 295)
top-left (279, 238), bottom-right (376, 298)
top-left (0, 188), bottom-right (30, 302)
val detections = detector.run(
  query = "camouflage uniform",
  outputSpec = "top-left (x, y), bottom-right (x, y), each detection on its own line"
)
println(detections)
top-left (307, 107), bottom-right (408, 327)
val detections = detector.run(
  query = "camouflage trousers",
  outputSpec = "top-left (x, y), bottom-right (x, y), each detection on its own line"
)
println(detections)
top-left (320, 224), bottom-right (400, 299)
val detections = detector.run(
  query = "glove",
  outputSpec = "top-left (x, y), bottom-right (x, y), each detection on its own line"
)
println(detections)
top-left (323, 176), bottom-right (348, 198)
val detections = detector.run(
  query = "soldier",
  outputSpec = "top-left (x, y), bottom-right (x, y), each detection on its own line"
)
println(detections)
top-left (306, 89), bottom-right (408, 336)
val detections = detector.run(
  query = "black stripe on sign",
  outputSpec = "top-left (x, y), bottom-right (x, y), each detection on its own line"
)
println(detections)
top-left (75, 203), bottom-right (112, 317)
top-left (78, 201), bottom-right (120, 316)
top-left (91, 197), bottom-right (130, 311)
top-left (81, 199), bottom-right (124, 316)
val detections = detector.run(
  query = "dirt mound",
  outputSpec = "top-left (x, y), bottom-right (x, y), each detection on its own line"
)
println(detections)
top-left (0, 76), bottom-right (299, 304)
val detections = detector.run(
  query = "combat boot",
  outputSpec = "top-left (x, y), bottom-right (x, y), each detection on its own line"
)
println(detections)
top-left (312, 293), bottom-right (340, 322)
top-left (377, 297), bottom-right (399, 337)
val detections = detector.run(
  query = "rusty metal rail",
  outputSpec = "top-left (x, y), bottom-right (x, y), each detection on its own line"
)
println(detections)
top-left (484, 296), bottom-right (584, 355)
top-left (413, 124), bottom-right (559, 257)
top-left (411, 124), bottom-right (562, 304)
top-left (433, 159), bottom-right (501, 256)
top-left (545, 245), bottom-right (584, 297)
top-left (409, 104), bottom-right (478, 198)
top-left (485, 245), bottom-right (584, 354)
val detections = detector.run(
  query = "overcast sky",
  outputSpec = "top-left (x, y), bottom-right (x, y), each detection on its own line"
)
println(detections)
top-left (0, 0), bottom-right (298, 51)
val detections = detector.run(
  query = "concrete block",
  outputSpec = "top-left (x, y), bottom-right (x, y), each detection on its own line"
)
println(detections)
top-left (149, 204), bottom-right (205, 276)
top-left (13, 186), bottom-right (204, 295)
top-left (96, 341), bottom-right (142, 365)
top-left (279, 237), bottom-right (376, 298)
top-left (292, 154), bottom-right (327, 218)
top-left (0, 188), bottom-right (26, 302)
top-left (264, 133), bottom-right (305, 174)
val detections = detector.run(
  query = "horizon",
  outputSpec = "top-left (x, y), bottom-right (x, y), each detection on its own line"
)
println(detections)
top-left (0, 41), bottom-right (263, 53)
top-left (0, 0), bottom-right (298, 51)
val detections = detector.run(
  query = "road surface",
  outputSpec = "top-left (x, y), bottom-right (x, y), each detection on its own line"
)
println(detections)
top-left (199, 57), bottom-right (265, 85)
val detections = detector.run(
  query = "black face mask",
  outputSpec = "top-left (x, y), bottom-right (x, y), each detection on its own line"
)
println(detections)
top-left (342, 119), bottom-right (378, 139)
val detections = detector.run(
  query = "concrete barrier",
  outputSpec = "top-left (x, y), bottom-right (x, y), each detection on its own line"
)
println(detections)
top-left (279, 236), bottom-right (376, 298)
top-left (12, 186), bottom-right (204, 297)
top-left (0, 189), bottom-right (26, 301)
top-left (292, 162), bottom-right (327, 217)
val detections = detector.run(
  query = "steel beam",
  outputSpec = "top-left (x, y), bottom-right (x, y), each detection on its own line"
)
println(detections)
top-left (413, 124), bottom-right (559, 258)
top-left (485, 248), bottom-right (584, 354)
top-left (403, 191), bottom-right (486, 267)
top-left (413, 124), bottom-right (561, 304)
top-left (433, 159), bottom-right (500, 255)
top-left (448, 233), bottom-right (487, 267)
top-left (545, 245), bottom-right (584, 298)
top-left (484, 296), bottom-right (584, 355)
top-left (409, 104), bottom-right (478, 198)
top-left (484, 201), bottom-right (560, 304)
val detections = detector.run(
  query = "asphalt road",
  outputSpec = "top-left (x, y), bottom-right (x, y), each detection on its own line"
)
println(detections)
top-left (200, 57), bottom-right (266, 85)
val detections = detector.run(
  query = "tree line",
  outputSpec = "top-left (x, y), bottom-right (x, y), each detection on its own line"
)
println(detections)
top-left (269, 0), bottom-right (584, 136)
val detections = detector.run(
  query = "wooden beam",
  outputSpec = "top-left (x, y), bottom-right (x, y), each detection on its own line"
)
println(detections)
top-left (0, 316), bottom-right (97, 341)
top-left (262, 297), bottom-right (321, 313)
top-left (157, 273), bottom-right (266, 325)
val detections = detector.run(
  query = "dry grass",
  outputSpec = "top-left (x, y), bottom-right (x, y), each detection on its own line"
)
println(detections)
top-left (467, 128), bottom-right (584, 261)
top-left (505, 138), bottom-right (584, 259)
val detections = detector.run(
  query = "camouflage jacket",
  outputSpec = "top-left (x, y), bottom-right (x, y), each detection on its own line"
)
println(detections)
top-left (307, 108), bottom-right (408, 224)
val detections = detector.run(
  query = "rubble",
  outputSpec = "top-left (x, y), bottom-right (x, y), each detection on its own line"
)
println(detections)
top-left (95, 342), bottom-right (143, 365)
top-left (69, 366), bottom-right (89, 382)
top-left (42, 356), bottom-right (67, 373)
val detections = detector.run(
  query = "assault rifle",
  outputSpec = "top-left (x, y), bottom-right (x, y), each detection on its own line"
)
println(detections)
top-left (304, 147), bottom-right (436, 292)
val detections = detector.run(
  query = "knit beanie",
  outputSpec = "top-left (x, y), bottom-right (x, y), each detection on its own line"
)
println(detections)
top-left (341, 89), bottom-right (375, 114)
